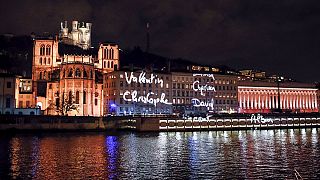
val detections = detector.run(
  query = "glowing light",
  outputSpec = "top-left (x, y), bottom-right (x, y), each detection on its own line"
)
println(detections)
top-left (192, 98), bottom-right (214, 109)
top-left (123, 90), bottom-right (171, 106)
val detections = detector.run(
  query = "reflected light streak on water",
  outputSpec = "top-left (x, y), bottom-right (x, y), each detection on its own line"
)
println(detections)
top-left (0, 129), bottom-right (320, 179)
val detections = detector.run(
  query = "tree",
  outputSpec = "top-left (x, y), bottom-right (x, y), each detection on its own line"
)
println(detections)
top-left (57, 91), bottom-right (79, 116)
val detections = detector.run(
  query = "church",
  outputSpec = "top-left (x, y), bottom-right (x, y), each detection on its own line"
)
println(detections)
top-left (32, 20), bottom-right (119, 116)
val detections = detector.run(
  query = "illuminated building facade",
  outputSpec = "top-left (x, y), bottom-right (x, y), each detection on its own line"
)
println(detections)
top-left (59, 21), bottom-right (92, 50)
top-left (0, 74), bottom-right (17, 114)
top-left (238, 81), bottom-right (318, 113)
top-left (32, 21), bottom-right (120, 116)
top-left (171, 72), bottom-right (238, 115)
top-left (103, 70), bottom-right (238, 116)
top-left (104, 70), bottom-right (172, 115)
top-left (317, 90), bottom-right (320, 112)
top-left (16, 78), bottom-right (33, 108)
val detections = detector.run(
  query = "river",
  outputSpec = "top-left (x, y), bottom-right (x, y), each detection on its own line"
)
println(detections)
top-left (0, 129), bottom-right (320, 179)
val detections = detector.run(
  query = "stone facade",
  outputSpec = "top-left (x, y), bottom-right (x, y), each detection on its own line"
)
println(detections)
top-left (32, 33), bottom-right (119, 116)
top-left (238, 81), bottom-right (318, 113)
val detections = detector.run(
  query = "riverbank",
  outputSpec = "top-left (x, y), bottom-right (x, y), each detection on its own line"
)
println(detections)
top-left (0, 113), bottom-right (319, 132)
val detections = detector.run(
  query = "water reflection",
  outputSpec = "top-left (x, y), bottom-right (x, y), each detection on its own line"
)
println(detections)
top-left (0, 129), bottom-right (320, 179)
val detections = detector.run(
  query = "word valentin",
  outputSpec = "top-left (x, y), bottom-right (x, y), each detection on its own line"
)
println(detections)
top-left (193, 81), bottom-right (216, 96)
top-left (192, 98), bottom-right (214, 109)
top-left (123, 90), bottom-right (172, 107)
top-left (124, 72), bottom-right (164, 88)
top-left (250, 114), bottom-right (273, 124)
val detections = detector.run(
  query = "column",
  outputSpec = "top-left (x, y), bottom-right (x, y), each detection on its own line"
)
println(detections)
top-left (258, 94), bottom-right (261, 109)
top-left (269, 95), bottom-right (272, 109)
top-left (308, 93), bottom-right (312, 110)
top-left (247, 92), bottom-right (250, 109)
top-left (315, 93), bottom-right (318, 109)
top-left (239, 92), bottom-right (242, 109)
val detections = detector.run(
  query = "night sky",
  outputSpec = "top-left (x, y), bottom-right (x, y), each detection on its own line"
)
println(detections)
top-left (1, 0), bottom-right (320, 82)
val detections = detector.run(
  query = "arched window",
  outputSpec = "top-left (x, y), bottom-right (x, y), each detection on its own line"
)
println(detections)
top-left (104, 48), bottom-right (107, 59)
top-left (103, 61), bottom-right (106, 68)
top-left (68, 91), bottom-right (72, 104)
top-left (75, 68), bottom-right (81, 77)
top-left (90, 70), bottom-right (93, 78)
top-left (39, 57), bottom-right (42, 65)
top-left (107, 61), bottom-right (110, 68)
top-left (43, 71), bottom-right (47, 79)
top-left (83, 91), bottom-right (87, 104)
top-left (40, 44), bottom-right (45, 56)
top-left (46, 45), bottom-right (51, 55)
top-left (75, 91), bottom-right (80, 104)
top-left (48, 58), bottom-right (50, 64)
top-left (83, 70), bottom-right (88, 78)
top-left (39, 72), bottom-right (42, 79)
top-left (44, 57), bottom-right (46, 64)
top-left (111, 61), bottom-right (114, 68)
top-left (111, 49), bottom-right (114, 59)
top-left (106, 48), bottom-right (109, 59)
top-left (68, 69), bottom-right (73, 77)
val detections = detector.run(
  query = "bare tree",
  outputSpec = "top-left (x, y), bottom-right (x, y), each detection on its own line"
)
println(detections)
top-left (57, 92), bottom-right (79, 116)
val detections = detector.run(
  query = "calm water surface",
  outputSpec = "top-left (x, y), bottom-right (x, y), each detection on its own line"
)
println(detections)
top-left (1, 129), bottom-right (320, 179)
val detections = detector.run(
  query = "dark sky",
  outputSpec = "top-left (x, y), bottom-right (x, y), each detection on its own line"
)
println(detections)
top-left (1, 0), bottom-right (320, 82)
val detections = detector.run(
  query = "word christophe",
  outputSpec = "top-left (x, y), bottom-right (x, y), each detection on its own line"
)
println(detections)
top-left (121, 72), bottom-right (217, 108)
top-left (122, 72), bottom-right (171, 106)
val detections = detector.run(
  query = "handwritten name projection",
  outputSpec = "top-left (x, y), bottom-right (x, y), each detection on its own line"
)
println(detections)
top-left (192, 74), bottom-right (216, 96)
top-left (125, 72), bottom-right (164, 88)
top-left (193, 73), bottom-right (215, 80)
top-left (250, 114), bottom-right (273, 124)
top-left (193, 81), bottom-right (216, 96)
top-left (123, 90), bottom-right (172, 106)
top-left (183, 116), bottom-right (212, 121)
top-left (192, 98), bottom-right (214, 109)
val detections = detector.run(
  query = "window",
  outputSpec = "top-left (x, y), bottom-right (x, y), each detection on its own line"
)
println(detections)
top-left (40, 44), bottom-right (45, 56)
top-left (104, 48), bottom-right (107, 59)
top-left (68, 91), bottom-right (72, 104)
top-left (49, 84), bottom-right (52, 89)
top-left (95, 98), bottom-right (98, 106)
top-left (83, 71), bottom-right (88, 78)
top-left (76, 91), bottom-right (80, 104)
top-left (39, 57), bottom-right (42, 65)
top-left (104, 61), bottom-right (106, 68)
top-left (44, 57), bottom-right (46, 64)
top-left (111, 49), bottom-right (114, 59)
top-left (48, 58), bottom-right (50, 64)
top-left (19, 101), bottom-right (23, 108)
top-left (90, 70), bottom-right (93, 78)
top-left (26, 101), bottom-right (30, 107)
top-left (39, 72), bottom-right (42, 79)
top-left (75, 68), bottom-right (81, 77)
top-left (55, 98), bottom-right (60, 108)
top-left (68, 69), bottom-right (73, 77)
top-left (111, 61), bottom-right (114, 68)
top-left (107, 61), bottom-right (110, 68)
top-left (46, 45), bottom-right (51, 55)
top-left (83, 92), bottom-right (86, 104)
top-left (6, 82), bottom-right (11, 88)
top-left (6, 97), bottom-right (10, 108)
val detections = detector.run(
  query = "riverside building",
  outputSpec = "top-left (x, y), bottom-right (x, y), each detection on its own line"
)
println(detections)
top-left (103, 70), bottom-right (238, 116)
top-left (238, 81), bottom-right (318, 113)
top-left (32, 21), bottom-right (119, 116)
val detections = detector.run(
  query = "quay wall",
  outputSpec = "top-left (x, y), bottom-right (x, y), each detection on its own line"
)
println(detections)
top-left (1, 114), bottom-right (320, 132)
